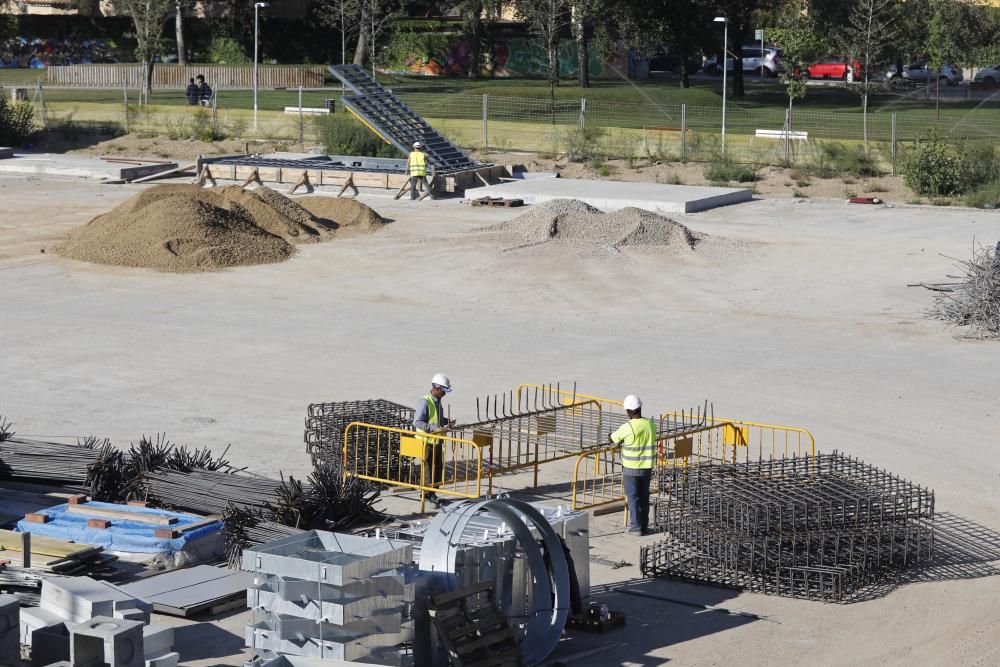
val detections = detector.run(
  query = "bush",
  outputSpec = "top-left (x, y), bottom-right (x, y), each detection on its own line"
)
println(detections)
top-left (0, 91), bottom-right (35, 146)
top-left (807, 142), bottom-right (883, 179)
top-left (313, 114), bottom-right (402, 158)
top-left (902, 135), bottom-right (969, 197)
top-left (206, 36), bottom-right (249, 65)
top-left (564, 126), bottom-right (606, 162)
top-left (965, 183), bottom-right (1000, 208)
top-left (704, 159), bottom-right (758, 183)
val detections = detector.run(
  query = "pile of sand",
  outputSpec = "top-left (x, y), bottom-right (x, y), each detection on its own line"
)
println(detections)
top-left (55, 185), bottom-right (383, 273)
top-left (296, 196), bottom-right (386, 231)
top-left (494, 199), bottom-right (702, 251)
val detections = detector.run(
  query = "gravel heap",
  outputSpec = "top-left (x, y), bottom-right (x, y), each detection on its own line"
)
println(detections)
top-left (295, 196), bottom-right (386, 231)
top-left (55, 185), bottom-right (383, 273)
top-left (495, 199), bottom-right (702, 251)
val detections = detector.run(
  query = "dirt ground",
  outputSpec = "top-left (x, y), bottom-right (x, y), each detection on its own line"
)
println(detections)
top-left (0, 174), bottom-right (998, 666)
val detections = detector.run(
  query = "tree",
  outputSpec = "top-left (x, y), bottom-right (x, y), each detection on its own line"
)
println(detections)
top-left (841, 0), bottom-right (896, 147)
top-left (515, 0), bottom-right (569, 92)
top-left (314, 0), bottom-right (363, 65)
top-left (769, 3), bottom-right (825, 125)
top-left (714, 0), bottom-right (778, 99)
top-left (109, 0), bottom-right (174, 100)
top-left (570, 0), bottom-right (599, 88)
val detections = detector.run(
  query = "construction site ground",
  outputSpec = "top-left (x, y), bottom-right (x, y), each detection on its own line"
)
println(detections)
top-left (1, 174), bottom-right (998, 666)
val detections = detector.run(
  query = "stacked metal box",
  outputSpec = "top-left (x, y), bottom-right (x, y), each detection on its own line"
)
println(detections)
top-left (244, 531), bottom-right (416, 666)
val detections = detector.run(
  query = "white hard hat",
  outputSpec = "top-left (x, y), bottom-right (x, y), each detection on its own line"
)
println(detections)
top-left (623, 394), bottom-right (642, 411)
top-left (431, 373), bottom-right (452, 392)
top-left (413, 141), bottom-right (422, 148)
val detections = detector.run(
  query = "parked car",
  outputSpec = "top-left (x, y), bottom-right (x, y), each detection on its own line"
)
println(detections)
top-left (886, 61), bottom-right (963, 85)
top-left (805, 56), bottom-right (862, 80)
top-left (705, 46), bottom-right (784, 77)
top-left (973, 64), bottom-right (1000, 84)
top-left (649, 51), bottom-right (702, 75)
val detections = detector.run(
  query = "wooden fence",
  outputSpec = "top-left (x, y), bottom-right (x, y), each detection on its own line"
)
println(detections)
top-left (45, 64), bottom-right (326, 88)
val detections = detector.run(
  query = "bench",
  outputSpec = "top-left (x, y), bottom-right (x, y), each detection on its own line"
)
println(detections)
top-left (754, 129), bottom-right (808, 140)
top-left (283, 106), bottom-right (330, 115)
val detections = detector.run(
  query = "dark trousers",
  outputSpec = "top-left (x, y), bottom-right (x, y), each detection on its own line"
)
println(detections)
top-left (424, 442), bottom-right (444, 490)
top-left (624, 470), bottom-right (652, 533)
top-left (410, 175), bottom-right (433, 200)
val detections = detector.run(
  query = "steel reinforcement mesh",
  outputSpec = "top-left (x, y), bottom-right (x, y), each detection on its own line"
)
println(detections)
top-left (305, 399), bottom-right (415, 474)
top-left (640, 452), bottom-right (935, 602)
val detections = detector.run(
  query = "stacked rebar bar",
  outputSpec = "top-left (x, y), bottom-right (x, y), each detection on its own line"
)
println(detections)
top-left (640, 452), bottom-right (935, 602)
top-left (0, 438), bottom-right (101, 486)
top-left (304, 398), bottom-right (414, 471)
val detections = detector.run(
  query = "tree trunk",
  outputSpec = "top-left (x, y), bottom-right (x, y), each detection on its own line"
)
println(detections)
top-left (175, 0), bottom-right (188, 66)
top-left (353, 26), bottom-right (368, 67)
top-left (679, 51), bottom-right (690, 89)
top-left (572, 4), bottom-right (588, 88)
top-left (468, 19), bottom-right (482, 79)
top-left (733, 56), bottom-right (745, 98)
top-left (548, 33), bottom-right (559, 89)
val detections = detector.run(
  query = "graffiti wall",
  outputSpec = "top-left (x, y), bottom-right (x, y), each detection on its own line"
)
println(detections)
top-left (390, 35), bottom-right (626, 79)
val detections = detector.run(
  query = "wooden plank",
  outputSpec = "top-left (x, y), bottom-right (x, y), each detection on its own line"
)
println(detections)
top-left (130, 163), bottom-right (196, 184)
top-left (66, 504), bottom-right (178, 525)
top-left (0, 529), bottom-right (98, 559)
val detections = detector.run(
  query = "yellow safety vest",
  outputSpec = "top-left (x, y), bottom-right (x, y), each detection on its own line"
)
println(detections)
top-left (407, 150), bottom-right (427, 177)
top-left (612, 418), bottom-right (657, 470)
top-left (416, 394), bottom-right (442, 445)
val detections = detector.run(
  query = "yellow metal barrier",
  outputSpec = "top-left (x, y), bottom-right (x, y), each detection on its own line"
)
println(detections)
top-left (571, 443), bottom-right (624, 512)
top-left (343, 422), bottom-right (483, 512)
top-left (660, 413), bottom-right (816, 461)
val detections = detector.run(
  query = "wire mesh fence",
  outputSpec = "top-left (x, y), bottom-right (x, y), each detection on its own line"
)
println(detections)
top-left (17, 82), bottom-right (1000, 171)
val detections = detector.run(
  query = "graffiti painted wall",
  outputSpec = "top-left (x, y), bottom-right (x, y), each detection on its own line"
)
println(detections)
top-left (386, 34), bottom-right (626, 79)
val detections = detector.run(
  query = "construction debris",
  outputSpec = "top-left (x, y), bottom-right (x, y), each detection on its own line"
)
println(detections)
top-left (923, 241), bottom-right (1000, 339)
top-left (640, 452), bottom-right (935, 602)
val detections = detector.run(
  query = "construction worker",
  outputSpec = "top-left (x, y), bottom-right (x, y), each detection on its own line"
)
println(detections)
top-left (610, 395), bottom-right (657, 535)
top-left (406, 141), bottom-right (433, 200)
top-left (414, 373), bottom-right (455, 507)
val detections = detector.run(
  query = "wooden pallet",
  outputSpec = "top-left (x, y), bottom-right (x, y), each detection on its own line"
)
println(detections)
top-left (471, 197), bottom-right (524, 208)
top-left (429, 580), bottom-right (524, 667)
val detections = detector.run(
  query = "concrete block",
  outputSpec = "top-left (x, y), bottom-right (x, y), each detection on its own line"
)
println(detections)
top-left (40, 662), bottom-right (72, 667)
top-left (114, 608), bottom-right (148, 624)
top-left (144, 652), bottom-right (179, 667)
top-left (0, 147), bottom-right (13, 160)
top-left (21, 606), bottom-right (66, 644)
top-left (30, 622), bottom-right (70, 666)
top-left (141, 625), bottom-right (174, 657)
top-left (70, 616), bottom-right (144, 667)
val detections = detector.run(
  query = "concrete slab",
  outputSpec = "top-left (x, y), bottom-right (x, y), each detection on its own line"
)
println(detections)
top-left (464, 177), bottom-right (752, 214)
top-left (0, 147), bottom-right (13, 160)
top-left (0, 153), bottom-right (177, 181)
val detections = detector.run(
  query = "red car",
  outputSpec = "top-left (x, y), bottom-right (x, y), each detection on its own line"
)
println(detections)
top-left (806, 56), bottom-right (862, 80)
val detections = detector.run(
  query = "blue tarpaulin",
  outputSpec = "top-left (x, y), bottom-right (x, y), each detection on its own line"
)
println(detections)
top-left (16, 501), bottom-right (221, 555)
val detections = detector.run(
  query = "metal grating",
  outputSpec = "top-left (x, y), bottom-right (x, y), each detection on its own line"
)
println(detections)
top-left (328, 65), bottom-right (481, 173)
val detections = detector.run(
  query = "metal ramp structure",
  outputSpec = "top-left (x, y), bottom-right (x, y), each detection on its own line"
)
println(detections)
top-left (328, 65), bottom-right (481, 174)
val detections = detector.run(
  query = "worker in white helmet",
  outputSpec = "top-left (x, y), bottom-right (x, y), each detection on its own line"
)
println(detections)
top-left (406, 141), bottom-right (434, 200)
top-left (610, 395), bottom-right (657, 535)
top-left (414, 373), bottom-right (456, 507)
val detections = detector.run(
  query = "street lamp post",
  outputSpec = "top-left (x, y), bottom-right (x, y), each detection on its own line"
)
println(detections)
top-left (714, 16), bottom-right (729, 154)
top-left (254, 2), bottom-right (269, 132)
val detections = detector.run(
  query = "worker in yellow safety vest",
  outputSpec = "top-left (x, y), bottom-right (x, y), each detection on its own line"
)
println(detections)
top-left (610, 394), bottom-right (657, 535)
top-left (406, 141), bottom-right (435, 200)
top-left (413, 373), bottom-right (456, 507)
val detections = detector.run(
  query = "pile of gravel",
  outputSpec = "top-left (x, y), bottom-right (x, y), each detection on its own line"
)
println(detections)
top-left (295, 196), bottom-right (386, 231)
top-left (495, 199), bottom-right (702, 251)
top-left (55, 185), bottom-right (384, 273)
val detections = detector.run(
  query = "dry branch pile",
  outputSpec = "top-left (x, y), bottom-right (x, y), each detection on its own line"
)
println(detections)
top-left (925, 242), bottom-right (1000, 339)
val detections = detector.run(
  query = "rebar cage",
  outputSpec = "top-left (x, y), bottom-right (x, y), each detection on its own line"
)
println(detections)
top-left (641, 452), bottom-right (935, 602)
